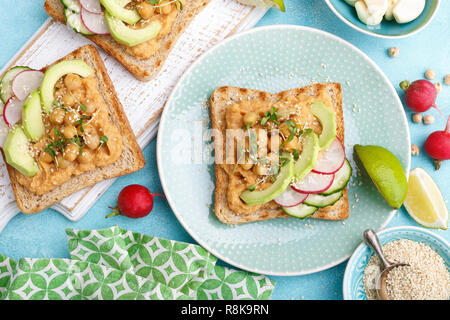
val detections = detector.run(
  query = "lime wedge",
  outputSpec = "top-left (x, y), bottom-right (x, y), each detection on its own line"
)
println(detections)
top-left (404, 168), bottom-right (448, 230)
top-left (236, 0), bottom-right (285, 12)
top-left (354, 145), bottom-right (408, 209)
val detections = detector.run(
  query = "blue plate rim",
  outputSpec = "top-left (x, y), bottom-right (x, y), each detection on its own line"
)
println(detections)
top-left (156, 24), bottom-right (411, 276)
top-left (324, 0), bottom-right (441, 39)
top-left (342, 225), bottom-right (450, 299)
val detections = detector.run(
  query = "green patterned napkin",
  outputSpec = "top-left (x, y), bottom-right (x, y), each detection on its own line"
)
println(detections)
top-left (0, 226), bottom-right (275, 300)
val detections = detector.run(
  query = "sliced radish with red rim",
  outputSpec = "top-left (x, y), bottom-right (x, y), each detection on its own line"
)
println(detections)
top-left (81, 8), bottom-right (110, 35)
top-left (312, 138), bottom-right (345, 174)
top-left (3, 97), bottom-right (24, 127)
top-left (0, 118), bottom-right (9, 148)
top-left (274, 188), bottom-right (308, 207)
top-left (291, 171), bottom-right (335, 194)
top-left (79, 0), bottom-right (102, 14)
top-left (12, 70), bottom-right (44, 101)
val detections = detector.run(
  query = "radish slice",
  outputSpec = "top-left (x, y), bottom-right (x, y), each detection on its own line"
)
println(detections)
top-left (3, 97), bottom-right (24, 127)
top-left (79, 0), bottom-right (102, 14)
top-left (12, 70), bottom-right (44, 101)
top-left (274, 188), bottom-right (308, 207)
top-left (0, 118), bottom-right (9, 147)
top-left (81, 8), bottom-right (110, 35)
top-left (312, 138), bottom-right (346, 174)
top-left (291, 172), bottom-right (335, 194)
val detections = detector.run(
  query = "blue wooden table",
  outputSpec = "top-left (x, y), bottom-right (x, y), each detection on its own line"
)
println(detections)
top-left (0, 0), bottom-right (448, 300)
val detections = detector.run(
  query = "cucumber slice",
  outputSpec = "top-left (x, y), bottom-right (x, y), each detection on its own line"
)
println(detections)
top-left (0, 66), bottom-right (31, 104)
top-left (321, 159), bottom-right (352, 195)
top-left (304, 191), bottom-right (343, 208)
top-left (65, 8), bottom-right (94, 36)
top-left (62, 0), bottom-right (80, 13)
top-left (281, 203), bottom-right (318, 219)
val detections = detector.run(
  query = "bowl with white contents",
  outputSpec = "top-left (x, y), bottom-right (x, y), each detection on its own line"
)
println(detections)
top-left (325, 0), bottom-right (440, 39)
top-left (343, 226), bottom-right (449, 300)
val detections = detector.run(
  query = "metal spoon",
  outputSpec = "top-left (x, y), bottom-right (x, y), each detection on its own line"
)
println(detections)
top-left (363, 229), bottom-right (409, 300)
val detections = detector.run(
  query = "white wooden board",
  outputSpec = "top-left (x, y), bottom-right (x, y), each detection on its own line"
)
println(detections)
top-left (0, 1), bottom-right (267, 233)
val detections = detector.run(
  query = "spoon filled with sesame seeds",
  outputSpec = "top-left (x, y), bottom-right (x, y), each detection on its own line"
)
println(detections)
top-left (363, 229), bottom-right (410, 300)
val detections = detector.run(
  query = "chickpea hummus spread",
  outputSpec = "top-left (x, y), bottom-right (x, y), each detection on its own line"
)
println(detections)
top-left (127, 0), bottom-right (183, 60)
top-left (17, 73), bottom-right (123, 195)
top-left (210, 84), bottom-right (350, 224)
top-left (221, 96), bottom-right (326, 215)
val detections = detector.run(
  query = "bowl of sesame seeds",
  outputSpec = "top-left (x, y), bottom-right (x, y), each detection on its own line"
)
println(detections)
top-left (343, 226), bottom-right (449, 300)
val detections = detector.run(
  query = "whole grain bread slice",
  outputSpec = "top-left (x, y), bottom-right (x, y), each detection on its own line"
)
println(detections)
top-left (210, 84), bottom-right (349, 225)
top-left (44, 0), bottom-right (210, 81)
top-left (3, 44), bottom-right (145, 213)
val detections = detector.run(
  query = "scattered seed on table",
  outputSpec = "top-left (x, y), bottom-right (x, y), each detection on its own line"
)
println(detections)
top-left (388, 47), bottom-right (399, 57)
top-left (411, 144), bottom-right (420, 156)
top-left (435, 82), bottom-right (442, 94)
top-left (444, 74), bottom-right (450, 86)
top-left (425, 69), bottom-right (435, 80)
top-left (412, 113), bottom-right (423, 123)
top-left (423, 114), bottom-right (435, 125)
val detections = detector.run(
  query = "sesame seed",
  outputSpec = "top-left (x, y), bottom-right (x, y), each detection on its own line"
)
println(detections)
top-left (363, 239), bottom-right (449, 300)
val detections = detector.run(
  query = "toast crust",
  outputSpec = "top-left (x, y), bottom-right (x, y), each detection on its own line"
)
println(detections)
top-left (3, 45), bottom-right (145, 213)
top-left (44, 0), bottom-right (210, 81)
top-left (210, 84), bottom-right (348, 225)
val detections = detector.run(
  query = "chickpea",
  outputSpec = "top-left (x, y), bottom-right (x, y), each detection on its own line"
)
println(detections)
top-left (425, 69), bottom-right (435, 80)
top-left (423, 115), bottom-right (435, 125)
top-left (62, 93), bottom-right (76, 107)
top-left (243, 112), bottom-right (258, 127)
top-left (64, 74), bottom-right (82, 91)
top-left (411, 144), bottom-right (419, 156)
top-left (63, 143), bottom-right (79, 162)
top-left (78, 149), bottom-right (93, 164)
top-left (412, 113), bottom-right (422, 123)
top-left (240, 163), bottom-right (253, 171)
top-left (57, 154), bottom-right (72, 169)
top-left (79, 101), bottom-right (96, 114)
top-left (83, 125), bottom-right (100, 149)
top-left (278, 122), bottom-right (291, 137)
top-left (49, 126), bottom-right (60, 140)
top-left (49, 108), bottom-right (66, 125)
top-left (388, 47), bottom-right (399, 58)
top-left (137, 1), bottom-right (154, 19)
top-left (40, 151), bottom-right (53, 163)
top-left (62, 125), bottom-right (77, 140)
top-left (282, 136), bottom-right (298, 152)
top-left (158, 1), bottom-right (173, 14)
top-left (65, 111), bottom-right (80, 126)
top-left (253, 164), bottom-right (269, 176)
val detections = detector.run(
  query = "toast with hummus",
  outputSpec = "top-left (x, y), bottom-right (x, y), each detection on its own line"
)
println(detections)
top-left (210, 84), bottom-right (350, 225)
top-left (44, 0), bottom-right (210, 81)
top-left (1, 44), bottom-right (145, 213)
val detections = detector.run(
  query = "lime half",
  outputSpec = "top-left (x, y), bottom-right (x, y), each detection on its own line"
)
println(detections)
top-left (354, 144), bottom-right (408, 209)
top-left (236, 0), bottom-right (285, 12)
top-left (404, 168), bottom-right (448, 230)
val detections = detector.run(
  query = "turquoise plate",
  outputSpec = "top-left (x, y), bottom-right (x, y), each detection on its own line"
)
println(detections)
top-left (343, 226), bottom-right (450, 299)
top-left (157, 25), bottom-right (410, 275)
top-left (325, 0), bottom-right (440, 39)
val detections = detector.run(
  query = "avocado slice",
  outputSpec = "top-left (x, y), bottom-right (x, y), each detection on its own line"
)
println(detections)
top-left (240, 154), bottom-right (294, 206)
top-left (104, 12), bottom-right (162, 47)
top-left (100, 0), bottom-right (141, 25)
top-left (40, 60), bottom-right (93, 113)
top-left (293, 130), bottom-right (320, 180)
top-left (310, 101), bottom-right (336, 150)
top-left (4, 126), bottom-right (39, 177)
top-left (22, 90), bottom-right (45, 141)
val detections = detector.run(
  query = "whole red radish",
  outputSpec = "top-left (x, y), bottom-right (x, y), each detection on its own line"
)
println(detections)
top-left (424, 115), bottom-right (450, 170)
top-left (106, 184), bottom-right (165, 219)
top-left (401, 79), bottom-right (443, 117)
